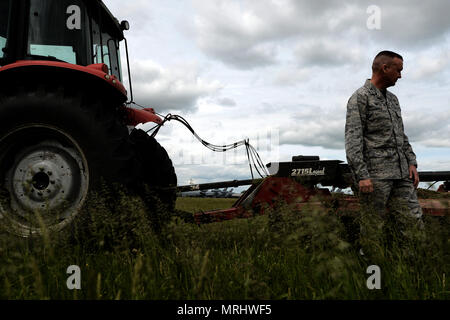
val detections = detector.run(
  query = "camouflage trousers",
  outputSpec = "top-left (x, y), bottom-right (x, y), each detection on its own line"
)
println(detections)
top-left (359, 178), bottom-right (423, 219)
top-left (358, 178), bottom-right (424, 249)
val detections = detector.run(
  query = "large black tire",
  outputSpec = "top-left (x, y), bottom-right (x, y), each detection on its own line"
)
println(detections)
top-left (0, 81), bottom-right (139, 237)
top-left (129, 128), bottom-right (177, 231)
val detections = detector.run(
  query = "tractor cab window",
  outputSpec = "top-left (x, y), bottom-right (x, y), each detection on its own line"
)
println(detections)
top-left (0, 0), bottom-right (10, 60)
top-left (91, 14), bottom-right (122, 81)
top-left (102, 32), bottom-right (121, 81)
top-left (27, 0), bottom-right (90, 65)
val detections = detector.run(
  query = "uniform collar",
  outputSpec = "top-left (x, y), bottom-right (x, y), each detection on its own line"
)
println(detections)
top-left (364, 79), bottom-right (388, 100)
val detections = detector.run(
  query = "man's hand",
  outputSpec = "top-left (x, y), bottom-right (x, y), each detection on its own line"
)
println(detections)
top-left (409, 165), bottom-right (419, 188)
top-left (359, 179), bottom-right (374, 193)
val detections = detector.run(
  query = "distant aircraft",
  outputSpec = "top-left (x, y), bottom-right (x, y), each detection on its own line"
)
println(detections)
top-left (180, 187), bottom-right (239, 198)
top-left (180, 190), bottom-right (205, 197)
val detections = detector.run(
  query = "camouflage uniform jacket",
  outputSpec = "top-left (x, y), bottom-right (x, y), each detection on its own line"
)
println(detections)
top-left (345, 79), bottom-right (417, 182)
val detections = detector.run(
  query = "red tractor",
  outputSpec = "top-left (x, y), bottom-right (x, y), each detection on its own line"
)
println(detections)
top-left (0, 0), bottom-right (176, 236)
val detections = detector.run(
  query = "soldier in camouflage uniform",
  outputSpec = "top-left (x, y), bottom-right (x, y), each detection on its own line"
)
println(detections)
top-left (345, 51), bottom-right (423, 245)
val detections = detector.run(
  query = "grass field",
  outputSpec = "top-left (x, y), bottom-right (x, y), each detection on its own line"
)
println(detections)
top-left (0, 190), bottom-right (449, 300)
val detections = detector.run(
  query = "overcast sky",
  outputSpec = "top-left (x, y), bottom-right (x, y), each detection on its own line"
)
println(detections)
top-left (104, 0), bottom-right (450, 189)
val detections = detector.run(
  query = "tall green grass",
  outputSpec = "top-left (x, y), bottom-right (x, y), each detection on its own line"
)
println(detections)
top-left (0, 188), bottom-right (449, 299)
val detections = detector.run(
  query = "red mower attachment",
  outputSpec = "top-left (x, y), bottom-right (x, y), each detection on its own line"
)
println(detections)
top-left (176, 156), bottom-right (450, 224)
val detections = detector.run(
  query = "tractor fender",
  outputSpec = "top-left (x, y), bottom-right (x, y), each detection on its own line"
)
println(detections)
top-left (0, 62), bottom-right (163, 126)
top-left (0, 61), bottom-right (128, 103)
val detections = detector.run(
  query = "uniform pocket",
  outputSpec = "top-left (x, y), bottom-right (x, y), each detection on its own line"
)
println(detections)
top-left (367, 149), bottom-right (400, 178)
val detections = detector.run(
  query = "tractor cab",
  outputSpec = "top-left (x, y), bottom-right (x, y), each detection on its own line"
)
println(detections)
top-left (0, 0), bottom-right (127, 81)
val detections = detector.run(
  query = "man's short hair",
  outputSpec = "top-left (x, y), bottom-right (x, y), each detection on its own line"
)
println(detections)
top-left (372, 50), bottom-right (403, 73)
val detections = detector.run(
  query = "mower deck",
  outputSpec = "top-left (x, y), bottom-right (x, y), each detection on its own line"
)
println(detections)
top-left (178, 157), bottom-right (450, 225)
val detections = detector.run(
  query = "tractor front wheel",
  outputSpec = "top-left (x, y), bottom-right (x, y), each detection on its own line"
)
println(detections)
top-left (0, 83), bottom-right (138, 237)
top-left (0, 124), bottom-right (90, 236)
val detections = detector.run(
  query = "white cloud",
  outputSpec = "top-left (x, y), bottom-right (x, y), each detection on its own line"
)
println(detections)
top-left (368, 1), bottom-right (450, 47)
top-left (192, 0), bottom-right (450, 70)
top-left (403, 110), bottom-right (450, 147)
top-left (410, 50), bottom-right (450, 80)
top-left (270, 103), bottom-right (346, 150)
top-left (130, 60), bottom-right (222, 112)
top-left (216, 97), bottom-right (237, 107)
top-left (193, 0), bottom-right (279, 69)
top-left (273, 68), bottom-right (312, 86)
top-left (294, 40), bottom-right (364, 68)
